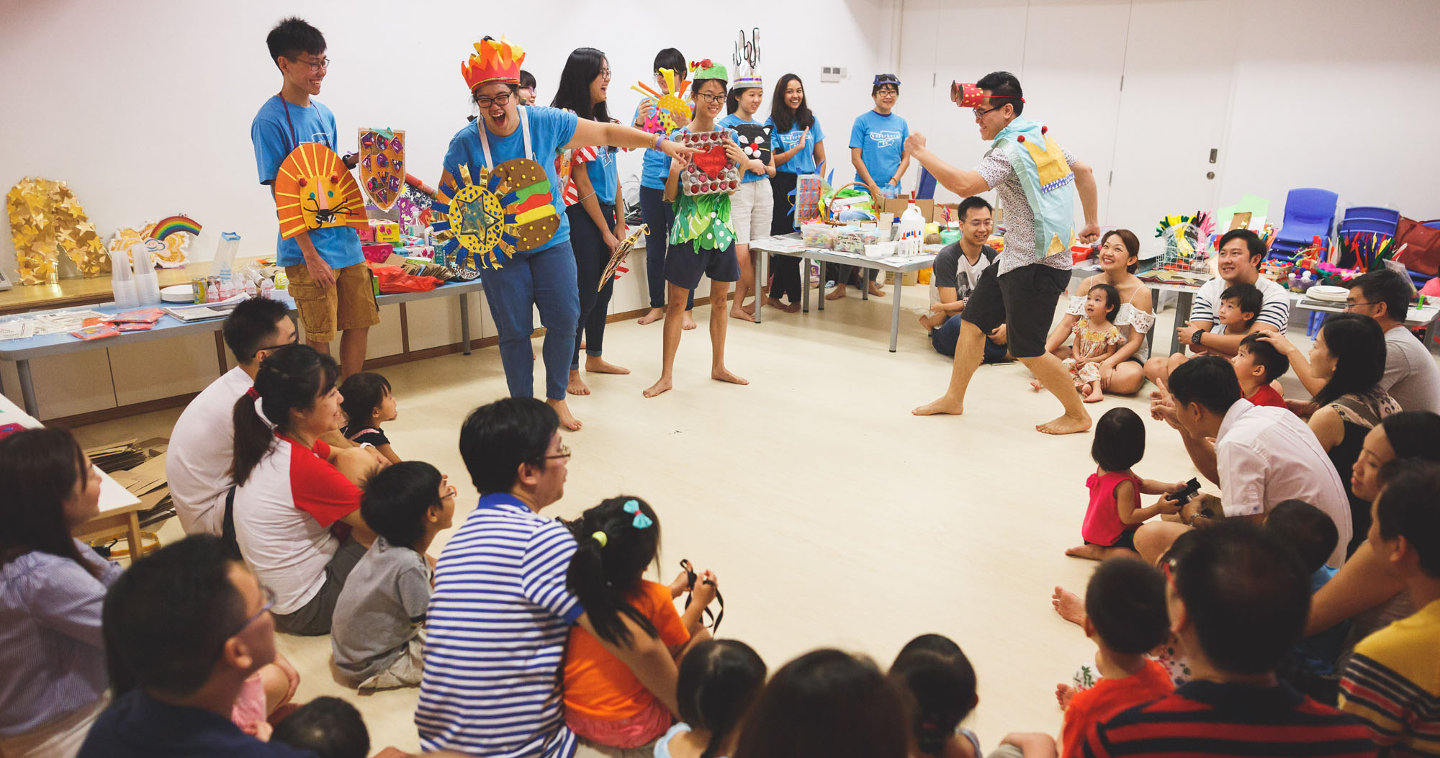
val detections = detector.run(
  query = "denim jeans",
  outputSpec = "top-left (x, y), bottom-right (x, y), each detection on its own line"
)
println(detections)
top-left (479, 241), bottom-right (580, 401)
top-left (639, 186), bottom-right (693, 311)
top-left (569, 203), bottom-right (615, 370)
top-left (931, 313), bottom-right (1009, 363)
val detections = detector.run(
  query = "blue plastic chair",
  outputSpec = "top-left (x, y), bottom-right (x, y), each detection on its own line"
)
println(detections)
top-left (1337, 205), bottom-right (1399, 238)
top-left (1270, 188), bottom-right (1339, 254)
top-left (916, 167), bottom-right (937, 200)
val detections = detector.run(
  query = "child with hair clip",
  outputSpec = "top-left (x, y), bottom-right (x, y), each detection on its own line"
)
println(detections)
top-left (561, 496), bottom-right (720, 750)
top-left (657, 639), bottom-right (768, 758)
top-left (339, 372), bottom-right (400, 463)
top-left (1035, 283), bottom-right (1124, 402)
top-left (888, 634), bottom-right (981, 758)
top-left (1065, 407), bottom-right (1189, 561)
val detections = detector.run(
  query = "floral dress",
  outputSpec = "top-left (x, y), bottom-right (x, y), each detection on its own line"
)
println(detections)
top-left (1065, 285), bottom-right (1156, 362)
top-left (1064, 317), bottom-right (1124, 385)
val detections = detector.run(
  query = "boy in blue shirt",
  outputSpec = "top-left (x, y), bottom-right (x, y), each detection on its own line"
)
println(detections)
top-left (251, 17), bottom-right (377, 380)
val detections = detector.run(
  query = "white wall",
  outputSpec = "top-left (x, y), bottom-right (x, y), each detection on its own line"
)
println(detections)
top-left (0, 0), bottom-right (899, 282)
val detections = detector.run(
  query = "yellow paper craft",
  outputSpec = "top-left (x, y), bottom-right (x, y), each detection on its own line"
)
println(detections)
top-left (108, 217), bottom-right (195, 269)
top-left (631, 68), bottom-right (692, 135)
top-left (273, 143), bottom-right (369, 239)
top-left (6, 177), bottom-right (109, 283)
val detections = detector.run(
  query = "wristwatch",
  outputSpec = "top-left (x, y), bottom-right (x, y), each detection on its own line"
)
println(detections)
top-left (1190, 329), bottom-right (1204, 346)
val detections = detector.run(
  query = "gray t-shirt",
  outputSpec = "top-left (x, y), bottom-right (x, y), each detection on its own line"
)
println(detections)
top-left (930, 243), bottom-right (997, 305)
top-left (977, 145), bottom-right (1079, 275)
top-left (330, 536), bottom-right (431, 682)
top-left (1380, 324), bottom-right (1440, 413)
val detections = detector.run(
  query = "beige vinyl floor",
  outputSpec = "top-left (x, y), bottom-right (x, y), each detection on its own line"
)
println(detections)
top-left (72, 283), bottom-right (1310, 754)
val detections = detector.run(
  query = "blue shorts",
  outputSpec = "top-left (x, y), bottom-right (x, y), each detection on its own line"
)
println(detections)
top-left (665, 240), bottom-right (740, 290)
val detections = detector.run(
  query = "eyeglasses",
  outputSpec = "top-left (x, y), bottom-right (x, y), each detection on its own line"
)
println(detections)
top-left (876, 87), bottom-right (898, 96)
top-left (289, 56), bottom-right (330, 71)
top-left (543, 443), bottom-right (572, 461)
top-left (440, 484), bottom-right (458, 501)
top-left (599, 68), bottom-right (612, 80)
top-left (972, 106), bottom-right (1000, 119)
top-left (224, 585), bottom-right (276, 641)
top-left (696, 92), bottom-right (725, 105)
top-left (476, 91), bottom-right (513, 108)
top-left (1345, 300), bottom-right (1377, 309)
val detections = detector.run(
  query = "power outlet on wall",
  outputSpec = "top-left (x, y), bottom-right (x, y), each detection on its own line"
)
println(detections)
top-left (820, 66), bottom-right (845, 83)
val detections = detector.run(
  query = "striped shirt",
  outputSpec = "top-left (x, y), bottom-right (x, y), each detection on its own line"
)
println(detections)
top-left (1340, 598), bottom-right (1440, 756)
top-left (415, 493), bottom-right (584, 757)
top-left (1189, 275), bottom-right (1291, 333)
top-left (1082, 680), bottom-right (1377, 758)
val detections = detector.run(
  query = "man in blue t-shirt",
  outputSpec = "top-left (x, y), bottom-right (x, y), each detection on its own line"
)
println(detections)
top-left (250, 18), bottom-right (377, 380)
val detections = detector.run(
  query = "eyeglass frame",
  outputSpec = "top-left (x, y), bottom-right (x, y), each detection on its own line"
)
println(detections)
top-left (544, 443), bottom-right (572, 461)
top-left (221, 585), bottom-right (276, 644)
top-left (695, 92), bottom-right (726, 105)
top-left (285, 55), bottom-right (330, 71)
top-left (475, 90), bottom-right (514, 109)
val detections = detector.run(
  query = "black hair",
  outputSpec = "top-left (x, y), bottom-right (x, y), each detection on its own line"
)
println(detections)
top-left (1085, 556), bottom-right (1169, 655)
top-left (726, 85), bottom-right (761, 116)
top-left (1238, 333), bottom-right (1289, 383)
top-left (519, 69), bottom-right (536, 90)
top-left (734, 649), bottom-right (909, 758)
top-left (957, 196), bottom-right (992, 224)
top-left (1314, 313), bottom-right (1387, 406)
top-left (1265, 500), bottom-right (1339, 575)
top-left (888, 635), bottom-right (978, 757)
top-left (1100, 229), bottom-right (1141, 273)
top-left (1091, 407), bottom-right (1146, 473)
top-left (1170, 521), bottom-right (1311, 675)
top-left (551, 47), bottom-right (611, 123)
top-left (1218, 228), bottom-right (1266, 263)
top-left (1219, 282), bottom-right (1262, 329)
top-left (231, 344), bottom-right (339, 486)
top-left (1375, 460), bottom-right (1440, 577)
top-left (654, 48), bottom-right (686, 75)
top-left (0, 428), bottom-right (98, 577)
top-left (975, 71), bottom-right (1023, 116)
top-left (1380, 411), bottom-right (1440, 462)
top-left (769, 73), bottom-right (814, 133)
top-left (1168, 355), bottom-right (1242, 416)
top-left (871, 74), bottom-right (901, 97)
top-left (564, 496), bottom-right (661, 647)
top-left (266, 17), bottom-right (325, 66)
top-left (692, 77), bottom-right (729, 99)
top-left (1088, 282), bottom-right (1121, 323)
top-left (103, 535), bottom-right (248, 697)
top-left (458, 397), bottom-right (557, 494)
top-left (361, 461), bottom-right (443, 549)
top-left (1349, 268), bottom-right (1411, 324)
top-left (678, 639), bottom-right (768, 758)
top-left (271, 696), bottom-right (370, 758)
top-left (222, 297), bottom-right (292, 364)
top-left (339, 372), bottom-right (392, 434)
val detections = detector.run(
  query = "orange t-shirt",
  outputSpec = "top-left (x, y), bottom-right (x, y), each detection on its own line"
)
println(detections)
top-left (1060, 658), bottom-right (1174, 758)
top-left (563, 580), bottom-right (690, 720)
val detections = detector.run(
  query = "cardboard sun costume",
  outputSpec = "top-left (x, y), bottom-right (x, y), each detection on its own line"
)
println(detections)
top-left (359, 129), bottom-right (406, 211)
top-left (631, 68), bottom-right (692, 135)
top-left (273, 143), bottom-right (369, 239)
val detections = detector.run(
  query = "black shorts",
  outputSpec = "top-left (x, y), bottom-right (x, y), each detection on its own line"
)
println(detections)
top-left (961, 263), bottom-right (1070, 359)
top-left (665, 240), bottom-right (740, 290)
top-left (1086, 528), bottom-right (1137, 552)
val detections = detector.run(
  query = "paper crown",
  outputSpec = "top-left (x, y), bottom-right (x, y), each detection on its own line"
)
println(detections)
top-left (690, 59), bottom-right (728, 82)
top-left (731, 74), bottom-right (762, 91)
top-left (462, 37), bottom-right (525, 91)
top-left (950, 81), bottom-right (1026, 109)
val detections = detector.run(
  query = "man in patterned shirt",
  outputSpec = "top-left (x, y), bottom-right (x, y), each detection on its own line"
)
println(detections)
top-left (908, 71), bottom-right (1101, 435)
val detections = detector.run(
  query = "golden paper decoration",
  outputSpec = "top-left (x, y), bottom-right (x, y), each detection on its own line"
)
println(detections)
top-left (6, 177), bottom-right (109, 283)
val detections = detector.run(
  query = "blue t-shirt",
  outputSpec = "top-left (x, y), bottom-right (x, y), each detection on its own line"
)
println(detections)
top-left (718, 114), bottom-right (768, 184)
top-left (78, 690), bottom-right (316, 758)
top-left (440, 106), bottom-right (579, 254)
top-left (848, 110), bottom-right (909, 186)
top-left (634, 102), bottom-right (670, 191)
top-left (767, 114), bottom-right (825, 176)
top-left (586, 146), bottom-right (619, 206)
top-left (250, 96), bottom-right (364, 269)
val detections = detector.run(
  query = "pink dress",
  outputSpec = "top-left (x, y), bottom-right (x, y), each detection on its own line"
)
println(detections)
top-left (1082, 469), bottom-right (1142, 546)
top-left (1064, 318), bottom-right (1124, 385)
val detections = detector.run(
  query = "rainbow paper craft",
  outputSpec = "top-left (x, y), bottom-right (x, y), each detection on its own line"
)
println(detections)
top-left (359, 128), bottom-right (406, 211)
top-left (631, 68), bottom-right (692, 135)
top-left (273, 143), bottom-right (369, 239)
top-left (431, 158), bottom-right (559, 270)
top-left (150, 215), bottom-right (201, 240)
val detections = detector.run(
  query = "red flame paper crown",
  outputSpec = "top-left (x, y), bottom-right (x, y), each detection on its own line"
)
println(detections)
top-left (463, 37), bottom-right (525, 91)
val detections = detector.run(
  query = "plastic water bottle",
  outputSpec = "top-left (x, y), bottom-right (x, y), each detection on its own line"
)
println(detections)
top-left (896, 198), bottom-right (925, 256)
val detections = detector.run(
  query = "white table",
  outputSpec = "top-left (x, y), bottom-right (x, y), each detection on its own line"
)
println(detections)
top-left (1292, 292), bottom-right (1440, 342)
top-left (750, 234), bottom-right (940, 352)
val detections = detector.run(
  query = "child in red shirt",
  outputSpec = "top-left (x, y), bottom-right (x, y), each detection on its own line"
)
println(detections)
top-left (1066, 408), bottom-right (1187, 561)
top-left (1233, 332), bottom-right (1290, 408)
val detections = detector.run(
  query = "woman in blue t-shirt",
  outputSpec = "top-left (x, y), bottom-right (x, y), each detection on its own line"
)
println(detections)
top-left (765, 73), bottom-right (826, 312)
top-left (718, 76), bottom-right (777, 322)
top-left (634, 48), bottom-right (697, 329)
top-left (836, 73), bottom-right (911, 300)
top-left (442, 37), bottom-right (693, 431)
top-left (551, 47), bottom-right (631, 398)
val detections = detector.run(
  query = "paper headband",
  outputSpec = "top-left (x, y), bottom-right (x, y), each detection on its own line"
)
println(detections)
top-left (690, 59), bottom-right (728, 82)
top-left (873, 74), bottom-right (900, 87)
top-left (950, 81), bottom-right (1026, 109)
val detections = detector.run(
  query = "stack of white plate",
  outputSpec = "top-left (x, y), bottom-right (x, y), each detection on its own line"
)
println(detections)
top-left (1307, 285), bottom-right (1349, 303)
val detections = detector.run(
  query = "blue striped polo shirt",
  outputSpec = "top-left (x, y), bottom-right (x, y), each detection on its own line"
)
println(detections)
top-left (415, 493), bottom-right (584, 757)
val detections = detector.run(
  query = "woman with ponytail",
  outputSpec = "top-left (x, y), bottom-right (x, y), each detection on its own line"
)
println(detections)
top-left (230, 344), bottom-right (385, 636)
top-left (657, 639), bottom-right (768, 758)
top-left (889, 635), bottom-right (981, 758)
top-left (562, 496), bottom-right (720, 750)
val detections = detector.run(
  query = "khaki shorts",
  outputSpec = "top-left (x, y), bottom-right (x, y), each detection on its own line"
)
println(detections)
top-left (285, 261), bottom-right (379, 343)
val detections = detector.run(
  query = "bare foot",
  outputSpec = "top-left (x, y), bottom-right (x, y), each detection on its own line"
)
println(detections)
top-left (566, 371), bottom-right (590, 396)
top-left (729, 307), bottom-right (757, 323)
top-left (826, 284), bottom-right (847, 301)
top-left (643, 376), bottom-right (673, 398)
top-left (912, 395), bottom-right (964, 416)
top-left (1064, 544), bottom-right (1106, 561)
top-left (547, 398), bottom-right (583, 431)
top-left (585, 356), bottom-right (630, 375)
top-left (767, 296), bottom-right (786, 309)
top-left (1037, 412), bottom-right (1092, 435)
top-left (1029, 380), bottom-right (1045, 392)
top-left (578, 340), bottom-right (586, 351)
top-left (712, 366), bottom-right (749, 386)
top-left (683, 313), bottom-right (698, 330)
top-left (741, 301), bottom-right (755, 315)
top-left (1051, 587), bottom-right (1086, 626)
top-left (867, 281), bottom-right (886, 297)
top-left (1083, 387), bottom-right (1104, 403)
top-left (637, 308), bottom-right (664, 325)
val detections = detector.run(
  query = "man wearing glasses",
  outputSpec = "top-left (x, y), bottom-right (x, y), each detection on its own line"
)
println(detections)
top-left (909, 71), bottom-right (1101, 436)
top-left (1347, 269), bottom-right (1440, 413)
top-left (251, 17), bottom-right (378, 382)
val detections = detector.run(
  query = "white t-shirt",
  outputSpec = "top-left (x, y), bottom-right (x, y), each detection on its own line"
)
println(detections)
top-left (1380, 324), bottom-right (1440, 413)
top-left (166, 367), bottom-right (252, 535)
top-left (1189, 275), bottom-right (1290, 333)
top-left (1215, 400), bottom-right (1351, 567)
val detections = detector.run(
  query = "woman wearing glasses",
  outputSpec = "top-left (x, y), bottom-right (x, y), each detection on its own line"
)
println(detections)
top-left (835, 73), bottom-right (911, 300)
top-left (442, 37), bottom-right (693, 432)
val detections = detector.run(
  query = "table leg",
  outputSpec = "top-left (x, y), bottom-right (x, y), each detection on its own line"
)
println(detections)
top-left (125, 511), bottom-right (143, 560)
top-left (459, 293), bottom-right (472, 356)
top-left (818, 261), bottom-right (826, 311)
top-left (802, 257), bottom-right (811, 313)
top-left (1168, 291), bottom-right (1195, 356)
top-left (755, 250), bottom-right (766, 324)
top-left (862, 268), bottom-right (870, 301)
top-left (17, 358), bottom-right (38, 417)
top-left (889, 272), bottom-right (903, 352)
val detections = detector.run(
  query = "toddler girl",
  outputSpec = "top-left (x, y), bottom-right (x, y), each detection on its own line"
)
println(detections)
top-left (339, 372), bottom-right (400, 463)
top-left (1065, 408), bottom-right (1187, 560)
top-left (888, 634), bottom-right (981, 758)
top-left (562, 496), bottom-right (720, 750)
top-left (655, 639), bottom-right (767, 758)
top-left (1059, 284), bottom-right (1125, 402)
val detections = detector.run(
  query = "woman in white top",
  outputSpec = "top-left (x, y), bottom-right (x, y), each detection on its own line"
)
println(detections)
top-left (1044, 229), bottom-right (1154, 396)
